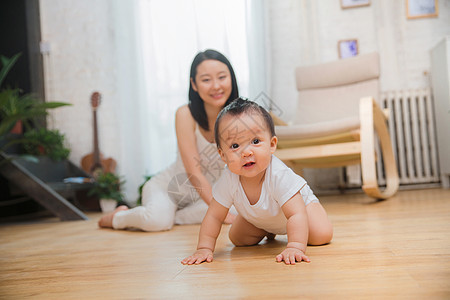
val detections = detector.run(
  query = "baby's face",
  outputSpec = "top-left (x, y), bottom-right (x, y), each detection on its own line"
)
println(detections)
top-left (217, 112), bottom-right (277, 179)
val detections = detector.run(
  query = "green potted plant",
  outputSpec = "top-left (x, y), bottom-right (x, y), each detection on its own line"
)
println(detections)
top-left (0, 53), bottom-right (71, 153)
top-left (22, 128), bottom-right (70, 161)
top-left (88, 171), bottom-right (125, 212)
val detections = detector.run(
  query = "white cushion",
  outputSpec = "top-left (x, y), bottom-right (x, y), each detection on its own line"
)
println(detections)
top-left (296, 52), bottom-right (380, 90)
top-left (275, 116), bottom-right (360, 140)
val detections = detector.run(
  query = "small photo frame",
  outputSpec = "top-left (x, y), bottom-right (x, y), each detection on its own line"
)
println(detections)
top-left (338, 39), bottom-right (359, 59)
top-left (340, 0), bottom-right (371, 9)
top-left (406, 0), bottom-right (438, 19)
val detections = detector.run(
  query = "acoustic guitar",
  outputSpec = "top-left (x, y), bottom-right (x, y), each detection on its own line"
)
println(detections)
top-left (81, 91), bottom-right (117, 176)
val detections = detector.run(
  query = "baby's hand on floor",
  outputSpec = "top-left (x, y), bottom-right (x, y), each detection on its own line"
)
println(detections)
top-left (181, 249), bottom-right (213, 265)
top-left (276, 247), bottom-right (310, 265)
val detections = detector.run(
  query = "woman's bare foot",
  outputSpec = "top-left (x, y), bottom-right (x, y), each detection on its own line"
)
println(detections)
top-left (98, 205), bottom-right (129, 228)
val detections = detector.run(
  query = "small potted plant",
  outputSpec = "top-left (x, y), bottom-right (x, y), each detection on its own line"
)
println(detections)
top-left (88, 171), bottom-right (125, 212)
top-left (22, 128), bottom-right (70, 161)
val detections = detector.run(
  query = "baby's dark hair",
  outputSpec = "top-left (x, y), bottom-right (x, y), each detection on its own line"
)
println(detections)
top-left (214, 97), bottom-right (275, 149)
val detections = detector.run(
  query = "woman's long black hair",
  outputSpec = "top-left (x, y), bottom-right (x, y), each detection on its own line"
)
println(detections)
top-left (188, 49), bottom-right (239, 131)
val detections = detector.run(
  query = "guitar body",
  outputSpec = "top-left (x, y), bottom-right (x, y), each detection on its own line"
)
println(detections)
top-left (81, 153), bottom-right (116, 175)
top-left (81, 91), bottom-right (117, 176)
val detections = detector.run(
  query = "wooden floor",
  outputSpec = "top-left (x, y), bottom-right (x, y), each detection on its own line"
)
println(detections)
top-left (1, 188), bottom-right (449, 299)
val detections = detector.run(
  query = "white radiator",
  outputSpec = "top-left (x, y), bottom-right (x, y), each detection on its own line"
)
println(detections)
top-left (379, 88), bottom-right (440, 185)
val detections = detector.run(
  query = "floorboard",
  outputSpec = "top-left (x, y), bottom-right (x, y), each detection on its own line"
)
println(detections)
top-left (1, 188), bottom-right (449, 299)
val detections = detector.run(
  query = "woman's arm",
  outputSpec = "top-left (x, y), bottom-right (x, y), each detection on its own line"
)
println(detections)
top-left (181, 199), bottom-right (229, 264)
top-left (175, 105), bottom-right (214, 205)
top-left (276, 192), bottom-right (310, 264)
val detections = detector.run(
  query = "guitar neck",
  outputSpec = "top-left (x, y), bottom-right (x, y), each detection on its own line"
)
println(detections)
top-left (92, 109), bottom-right (102, 169)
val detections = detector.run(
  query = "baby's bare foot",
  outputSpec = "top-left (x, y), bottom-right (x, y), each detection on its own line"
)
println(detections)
top-left (98, 205), bottom-right (128, 228)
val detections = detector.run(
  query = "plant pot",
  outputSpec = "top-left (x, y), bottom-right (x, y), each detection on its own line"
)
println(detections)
top-left (99, 198), bottom-right (117, 213)
top-left (10, 120), bottom-right (23, 134)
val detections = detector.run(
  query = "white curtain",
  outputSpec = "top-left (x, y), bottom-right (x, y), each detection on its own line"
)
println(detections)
top-left (112, 0), bottom-right (267, 203)
top-left (246, 0), bottom-right (271, 103)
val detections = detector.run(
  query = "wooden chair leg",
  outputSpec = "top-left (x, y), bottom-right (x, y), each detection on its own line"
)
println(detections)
top-left (360, 97), bottom-right (399, 199)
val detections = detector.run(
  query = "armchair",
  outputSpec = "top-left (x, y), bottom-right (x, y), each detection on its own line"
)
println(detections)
top-left (274, 52), bottom-right (399, 199)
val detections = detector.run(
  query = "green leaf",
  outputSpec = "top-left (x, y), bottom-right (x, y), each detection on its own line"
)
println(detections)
top-left (39, 102), bottom-right (72, 109)
top-left (0, 53), bottom-right (21, 88)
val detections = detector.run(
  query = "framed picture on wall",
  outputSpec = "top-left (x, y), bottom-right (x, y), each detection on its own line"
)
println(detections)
top-left (338, 39), bottom-right (359, 59)
top-left (340, 0), bottom-right (370, 9)
top-left (406, 0), bottom-right (438, 19)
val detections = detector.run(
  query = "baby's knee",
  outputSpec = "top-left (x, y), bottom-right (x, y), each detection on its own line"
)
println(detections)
top-left (308, 224), bottom-right (333, 246)
top-left (229, 231), bottom-right (263, 247)
top-left (229, 235), bottom-right (246, 247)
top-left (229, 236), bottom-right (251, 247)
